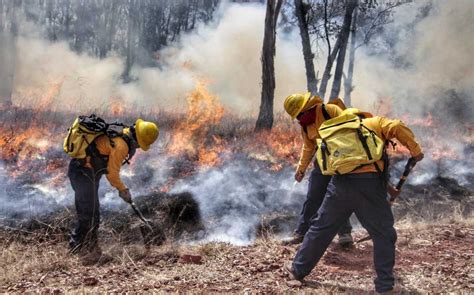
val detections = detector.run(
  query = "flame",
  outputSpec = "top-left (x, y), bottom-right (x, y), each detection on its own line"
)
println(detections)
top-left (14, 80), bottom-right (64, 110)
top-left (109, 98), bottom-right (126, 116)
top-left (248, 119), bottom-right (301, 171)
top-left (0, 123), bottom-right (66, 185)
top-left (38, 81), bottom-right (63, 110)
top-left (1, 83), bottom-right (472, 196)
top-left (167, 78), bottom-right (228, 168)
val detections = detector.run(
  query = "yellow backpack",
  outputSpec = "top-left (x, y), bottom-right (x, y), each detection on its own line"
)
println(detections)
top-left (63, 114), bottom-right (126, 159)
top-left (316, 108), bottom-right (384, 175)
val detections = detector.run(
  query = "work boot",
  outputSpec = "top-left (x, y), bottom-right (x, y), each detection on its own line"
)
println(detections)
top-left (375, 283), bottom-right (406, 294)
top-left (284, 261), bottom-right (303, 281)
top-left (281, 233), bottom-right (305, 245)
top-left (338, 233), bottom-right (353, 247)
top-left (80, 246), bottom-right (113, 266)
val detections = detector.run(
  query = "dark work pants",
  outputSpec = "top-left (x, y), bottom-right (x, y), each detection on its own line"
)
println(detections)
top-left (296, 164), bottom-right (352, 236)
top-left (68, 159), bottom-right (105, 251)
top-left (292, 174), bottom-right (397, 293)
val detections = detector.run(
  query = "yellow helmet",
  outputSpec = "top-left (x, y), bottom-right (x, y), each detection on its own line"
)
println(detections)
top-left (284, 92), bottom-right (311, 119)
top-left (135, 119), bottom-right (159, 151)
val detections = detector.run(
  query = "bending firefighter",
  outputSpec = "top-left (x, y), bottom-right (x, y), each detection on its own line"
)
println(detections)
top-left (64, 116), bottom-right (159, 264)
top-left (283, 92), bottom-right (354, 246)
top-left (285, 109), bottom-right (424, 293)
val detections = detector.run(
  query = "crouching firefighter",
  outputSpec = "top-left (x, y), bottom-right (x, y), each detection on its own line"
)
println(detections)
top-left (285, 108), bottom-right (424, 293)
top-left (282, 93), bottom-right (355, 246)
top-left (63, 115), bottom-right (159, 264)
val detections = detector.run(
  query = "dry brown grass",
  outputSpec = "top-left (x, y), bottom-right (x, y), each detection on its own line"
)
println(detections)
top-left (1, 240), bottom-right (73, 287)
top-left (1, 217), bottom-right (473, 293)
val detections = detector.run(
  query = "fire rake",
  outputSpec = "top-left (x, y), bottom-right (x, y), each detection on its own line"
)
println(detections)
top-left (130, 201), bottom-right (166, 247)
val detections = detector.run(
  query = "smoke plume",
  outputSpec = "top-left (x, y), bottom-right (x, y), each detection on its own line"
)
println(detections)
top-left (1, 1), bottom-right (472, 244)
top-left (9, 3), bottom-right (305, 113)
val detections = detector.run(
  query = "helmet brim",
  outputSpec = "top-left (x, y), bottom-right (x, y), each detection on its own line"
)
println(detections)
top-left (290, 92), bottom-right (312, 120)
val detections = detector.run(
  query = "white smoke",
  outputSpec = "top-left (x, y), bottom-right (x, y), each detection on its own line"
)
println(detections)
top-left (351, 0), bottom-right (474, 116)
top-left (2, 1), bottom-right (473, 244)
top-left (169, 160), bottom-right (306, 245)
top-left (8, 1), bottom-right (474, 116)
top-left (11, 2), bottom-right (305, 114)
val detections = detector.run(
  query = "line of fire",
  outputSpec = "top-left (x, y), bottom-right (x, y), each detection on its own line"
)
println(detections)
top-left (0, 0), bottom-right (472, 293)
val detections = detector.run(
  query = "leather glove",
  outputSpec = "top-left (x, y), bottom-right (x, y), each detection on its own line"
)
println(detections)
top-left (294, 171), bottom-right (305, 183)
top-left (119, 188), bottom-right (132, 203)
top-left (387, 184), bottom-right (400, 200)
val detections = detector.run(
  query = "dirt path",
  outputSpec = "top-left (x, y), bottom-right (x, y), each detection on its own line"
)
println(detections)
top-left (1, 221), bottom-right (473, 293)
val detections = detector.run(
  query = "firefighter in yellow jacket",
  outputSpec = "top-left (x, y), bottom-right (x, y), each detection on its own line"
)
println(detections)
top-left (282, 93), bottom-right (354, 246)
top-left (285, 114), bottom-right (424, 293)
top-left (68, 119), bottom-right (159, 263)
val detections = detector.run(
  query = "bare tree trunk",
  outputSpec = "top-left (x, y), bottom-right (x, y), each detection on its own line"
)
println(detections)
top-left (0, 31), bottom-right (15, 107)
top-left (344, 5), bottom-right (358, 107)
top-left (0, 1), bottom-right (19, 107)
top-left (294, 0), bottom-right (317, 94)
top-left (63, 0), bottom-right (71, 40)
top-left (329, 0), bottom-right (357, 100)
top-left (318, 0), bottom-right (342, 100)
top-left (106, 0), bottom-right (118, 54)
top-left (122, 0), bottom-right (135, 83)
top-left (255, 0), bottom-right (283, 131)
top-left (98, 4), bottom-right (108, 59)
top-left (190, 0), bottom-right (197, 30)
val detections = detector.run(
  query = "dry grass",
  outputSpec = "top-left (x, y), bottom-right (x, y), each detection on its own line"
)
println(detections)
top-left (395, 194), bottom-right (474, 229)
top-left (1, 240), bottom-right (73, 287)
top-left (1, 217), bottom-right (473, 293)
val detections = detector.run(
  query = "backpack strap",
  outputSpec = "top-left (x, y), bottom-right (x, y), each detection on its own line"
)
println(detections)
top-left (321, 104), bottom-right (331, 120)
top-left (120, 132), bottom-right (137, 165)
top-left (87, 126), bottom-right (136, 166)
top-left (356, 127), bottom-right (373, 161)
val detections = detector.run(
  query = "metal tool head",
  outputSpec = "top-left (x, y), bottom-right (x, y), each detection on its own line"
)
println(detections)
top-left (130, 202), bottom-right (166, 246)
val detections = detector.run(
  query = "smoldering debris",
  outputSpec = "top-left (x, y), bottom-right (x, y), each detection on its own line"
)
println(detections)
top-left (257, 212), bottom-right (298, 238)
top-left (1, 191), bottom-right (204, 246)
top-left (169, 158), bottom-right (308, 245)
top-left (1, 165), bottom-right (472, 245)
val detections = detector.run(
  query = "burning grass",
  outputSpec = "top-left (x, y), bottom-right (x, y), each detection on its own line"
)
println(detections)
top-left (1, 79), bottom-right (473, 292)
top-left (2, 78), bottom-right (470, 194)
top-left (0, 79), bottom-right (302, 190)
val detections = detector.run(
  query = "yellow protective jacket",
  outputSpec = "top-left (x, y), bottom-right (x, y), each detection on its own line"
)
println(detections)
top-left (85, 129), bottom-right (131, 191)
top-left (352, 116), bottom-right (423, 174)
top-left (297, 103), bottom-right (343, 173)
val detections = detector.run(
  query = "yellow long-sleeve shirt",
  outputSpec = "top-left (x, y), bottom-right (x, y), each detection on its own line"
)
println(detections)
top-left (352, 116), bottom-right (423, 173)
top-left (94, 135), bottom-right (129, 191)
top-left (297, 103), bottom-right (343, 173)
